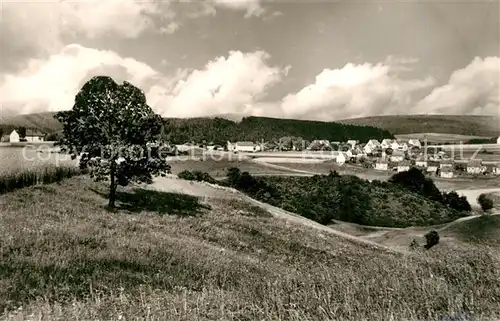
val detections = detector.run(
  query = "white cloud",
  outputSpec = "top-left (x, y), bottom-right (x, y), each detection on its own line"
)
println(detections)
top-left (0, 45), bottom-right (289, 118)
top-left (212, 0), bottom-right (265, 18)
top-left (149, 51), bottom-right (290, 117)
top-left (0, 44), bottom-right (160, 115)
top-left (278, 62), bottom-right (435, 120)
top-left (415, 56), bottom-right (500, 115)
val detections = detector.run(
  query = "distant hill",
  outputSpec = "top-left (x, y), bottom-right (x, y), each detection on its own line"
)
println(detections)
top-left (338, 115), bottom-right (500, 137)
top-left (163, 116), bottom-right (393, 144)
top-left (1, 112), bottom-right (394, 144)
top-left (0, 112), bottom-right (63, 136)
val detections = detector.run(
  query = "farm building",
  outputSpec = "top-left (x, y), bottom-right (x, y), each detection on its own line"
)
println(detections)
top-left (390, 151), bottom-right (405, 163)
top-left (397, 161), bottom-right (411, 173)
top-left (427, 161), bottom-right (439, 175)
top-left (439, 159), bottom-right (454, 169)
top-left (407, 139), bottom-right (421, 148)
top-left (381, 139), bottom-right (393, 149)
top-left (228, 141), bottom-right (259, 153)
top-left (347, 140), bottom-right (359, 148)
top-left (466, 159), bottom-right (484, 174)
top-left (374, 159), bottom-right (388, 171)
top-left (9, 130), bottom-right (20, 143)
top-left (415, 157), bottom-right (428, 168)
top-left (336, 152), bottom-right (346, 165)
top-left (25, 129), bottom-right (45, 142)
top-left (439, 167), bottom-right (454, 178)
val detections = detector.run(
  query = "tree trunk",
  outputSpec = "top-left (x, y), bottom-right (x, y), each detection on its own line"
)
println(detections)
top-left (108, 163), bottom-right (117, 208)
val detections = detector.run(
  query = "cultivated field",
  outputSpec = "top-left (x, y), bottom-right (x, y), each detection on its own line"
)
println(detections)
top-left (338, 114), bottom-right (500, 136)
top-left (1, 177), bottom-right (500, 321)
top-left (395, 133), bottom-right (494, 143)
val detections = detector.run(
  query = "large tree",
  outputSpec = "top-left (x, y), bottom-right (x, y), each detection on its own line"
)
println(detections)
top-left (55, 76), bottom-right (171, 208)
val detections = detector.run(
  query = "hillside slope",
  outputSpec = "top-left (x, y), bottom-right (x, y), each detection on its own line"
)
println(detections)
top-left (338, 114), bottom-right (500, 137)
top-left (1, 112), bottom-right (394, 143)
top-left (1, 176), bottom-right (499, 320)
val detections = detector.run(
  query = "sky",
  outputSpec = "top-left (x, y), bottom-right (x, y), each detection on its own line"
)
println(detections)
top-left (0, 0), bottom-right (499, 121)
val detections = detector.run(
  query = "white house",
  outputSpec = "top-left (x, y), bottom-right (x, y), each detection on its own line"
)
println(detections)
top-left (25, 129), bottom-right (45, 142)
top-left (347, 140), bottom-right (359, 148)
top-left (397, 161), bottom-right (411, 173)
top-left (374, 159), bottom-right (388, 171)
top-left (440, 167), bottom-right (454, 178)
top-left (391, 141), bottom-right (408, 152)
top-left (381, 139), bottom-right (393, 149)
top-left (390, 150), bottom-right (405, 163)
top-left (494, 164), bottom-right (500, 175)
top-left (415, 156), bottom-right (428, 168)
top-left (467, 159), bottom-right (483, 174)
top-left (9, 130), bottom-right (20, 143)
top-left (497, 136), bottom-right (500, 144)
top-left (228, 141), bottom-right (258, 153)
top-left (439, 159), bottom-right (454, 169)
top-left (336, 152), bottom-right (346, 165)
top-left (408, 139), bottom-right (422, 148)
top-left (427, 162), bottom-right (439, 174)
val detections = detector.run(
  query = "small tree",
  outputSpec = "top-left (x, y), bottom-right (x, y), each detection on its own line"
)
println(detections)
top-left (424, 230), bottom-right (440, 249)
top-left (55, 76), bottom-right (171, 208)
top-left (477, 193), bottom-right (494, 213)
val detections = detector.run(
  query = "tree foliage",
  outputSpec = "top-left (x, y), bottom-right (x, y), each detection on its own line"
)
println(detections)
top-left (424, 230), bottom-right (440, 249)
top-left (477, 194), bottom-right (494, 212)
top-left (162, 116), bottom-right (394, 144)
top-left (55, 76), bottom-right (170, 207)
top-left (388, 168), bottom-right (471, 212)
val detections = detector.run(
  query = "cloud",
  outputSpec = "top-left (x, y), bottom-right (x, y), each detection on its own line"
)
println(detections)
top-left (149, 51), bottom-right (290, 117)
top-left (278, 62), bottom-right (435, 120)
top-left (414, 56), bottom-right (500, 115)
top-left (0, 44), bottom-right (160, 115)
top-left (0, 45), bottom-right (289, 118)
top-left (211, 0), bottom-right (265, 18)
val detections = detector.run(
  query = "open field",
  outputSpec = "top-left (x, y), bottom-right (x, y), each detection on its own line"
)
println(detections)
top-left (169, 158), bottom-right (294, 178)
top-left (338, 114), bottom-right (500, 136)
top-left (1, 176), bottom-right (500, 321)
top-left (395, 133), bottom-right (494, 143)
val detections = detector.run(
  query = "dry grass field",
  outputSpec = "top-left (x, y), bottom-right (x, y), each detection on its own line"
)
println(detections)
top-left (1, 177), bottom-right (500, 321)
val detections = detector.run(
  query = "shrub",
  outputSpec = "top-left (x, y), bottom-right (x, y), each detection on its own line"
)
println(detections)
top-left (424, 230), bottom-right (440, 249)
top-left (177, 170), bottom-right (217, 184)
top-left (477, 194), bottom-right (494, 212)
top-left (178, 170), bottom-right (196, 181)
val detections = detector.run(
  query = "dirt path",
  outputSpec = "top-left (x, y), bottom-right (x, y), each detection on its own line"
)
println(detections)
top-left (148, 176), bottom-right (404, 254)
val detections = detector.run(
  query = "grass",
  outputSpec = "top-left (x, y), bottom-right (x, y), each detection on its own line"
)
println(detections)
top-left (0, 165), bottom-right (83, 195)
top-left (170, 159), bottom-right (293, 178)
top-left (1, 177), bottom-right (499, 320)
top-left (446, 216), bottom-right (500, 245)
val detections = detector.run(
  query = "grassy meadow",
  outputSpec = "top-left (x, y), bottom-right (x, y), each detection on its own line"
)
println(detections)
top-left (1, 176), bottom-right (500, 320)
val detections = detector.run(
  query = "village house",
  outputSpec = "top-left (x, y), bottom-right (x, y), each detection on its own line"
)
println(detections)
top-left (494, 164), bottom-right (500, 175)
top-left (407, 139), bottom-right (422, 148)
top-left (391, 140), bottom-right (409, 152)
top-left (374, 158), bottom-right (388, 171)
top-left (497, 136), bottom-right (500, 144)
top-left (397, 160), bottom-right (411, 173)
top-left (426, 161), bottom-right (439, 175)
top-left (307, 140), bottom-right (331, 151)
top-left (227, 141), bottom-right (259, 153)
top-left (439, 159), bottom-right (454, 169)
top-left (9, 130), bottom-right (20, 143)
top-left (439, 167), bottom-right (454, 178)
top-left (25, 129), bottom-right (45, 142)
top-left (381, 139), bottom-right (393, 150)
top-left (466, 159), bottom-right (483, 175)
top-left (415, 156), bottom-right (428, 168)
top-left (336, 152), bottom-right (346, 165)
top-left (363, 139), bottom-right (381, 154)
top-left (346, 140), bottom-right (359, 148)
top-left (390, 150), bottom-right (405, 163)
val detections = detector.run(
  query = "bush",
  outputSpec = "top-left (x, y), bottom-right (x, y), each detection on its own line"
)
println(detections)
top-left (177, 170), bottom-right (217, 184)
top-left (424, 230), bottom-right (440, 249)
top-left (477, 194), bottom-right (494, 212)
